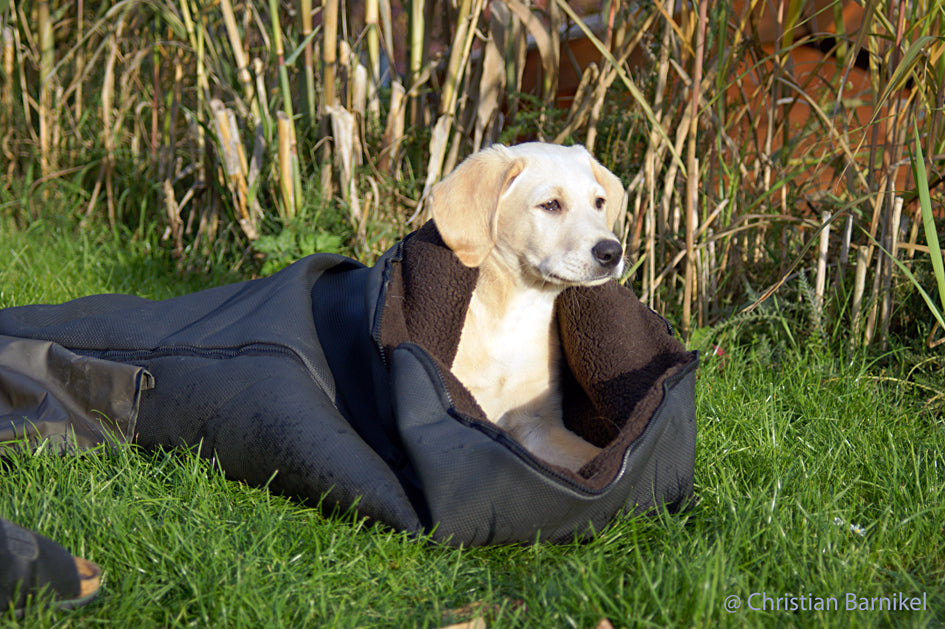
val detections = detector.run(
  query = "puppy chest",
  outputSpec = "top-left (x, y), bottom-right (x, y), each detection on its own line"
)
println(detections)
top-left (451, 292), bottom-right (562, 420)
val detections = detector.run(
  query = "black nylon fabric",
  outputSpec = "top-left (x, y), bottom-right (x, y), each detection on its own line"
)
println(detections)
top-left (0, 254), bottom-right (422, 532)
top-left (0, 230), bottom-right (698, 546)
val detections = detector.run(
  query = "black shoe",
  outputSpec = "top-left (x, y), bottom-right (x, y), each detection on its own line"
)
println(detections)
top-left (0, 518), bottom-right (101, 618)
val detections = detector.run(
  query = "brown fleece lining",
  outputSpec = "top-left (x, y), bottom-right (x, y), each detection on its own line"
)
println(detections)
top-left (379, 222), bottom-right (485, 421)
top-left (380, 220), bottom-right (696, 490)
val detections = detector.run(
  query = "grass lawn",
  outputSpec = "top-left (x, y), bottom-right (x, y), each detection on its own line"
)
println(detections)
top-left (1, 219), bottom-right (943, 628)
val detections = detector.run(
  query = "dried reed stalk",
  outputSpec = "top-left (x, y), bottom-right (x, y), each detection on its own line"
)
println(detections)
top-left (317, 0), bottom-right (339, 196)
top-left (545, 0), bottom-right (560, 117)
top-left (380, 79), bottom-right (405, 174)
top-left (37, 0), bottom-right (55, 177)
top-left (9, 5), bottom-right (32, 137)
top-left (327, 104), bottom-right (361, 223)
top-left (252, 58), bottom-right (271, 126)
top-left (343, 42), bottom-right (369, 115)
top-left (220, 0), bottom-right (258, 122)
top-left (151, 46), bottom-right (161, 162)
top-left (876, 0), bottom-right (913, 345)
top-left (504, 0), bottom-right (527, 123)
top-left (321, 0), bottom-right (338, 108)
top-left (474, 1), bottom-right (510, 150)
top-left (74, 0), bottom-right (84, 138)
top-left (377, 0), bottom-right (395, 66)
top-left (164, 55), bottom-right (185, 257)
top-left (640, 17), bottom-right (674, 308)
top-left (267, 0), bottom-right (301, 213)
top-left (407, 0), bottom-right (425, 126)
top-left (554, 0), bottom-right (684, 170)
top-left (505, 0), bottom-right (556, 106)
top-left (277, 111), bottom-right (296, 218)
top-left (815, 211), bottom-right (831, 314)
top-left (364, 0), bottom-right (381, 120)
top-left (439, 0), bottom-right (483, 117)
top-left (556, 4), bottom-right (656, 150)
top-left (178, 0), bottom-right (208, 198)
top-left (301, 0), bottom-right (318, 123)
top-left (682, 0), bottom-right (708, 336)
top-left (210, 98), bottom-right (257, 240)
top-left (2, 27), bottom-right (13, 134)
top-left (581, 0), bottom-right (616, 151)
top-left (418, 115), bottom-right (452, 215)
top-left (96, 16), bottom-right (123, 225)
top-left (421, 0), bottom-right (484, 200)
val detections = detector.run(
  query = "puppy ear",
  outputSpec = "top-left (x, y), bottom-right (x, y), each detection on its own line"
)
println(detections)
top-left (429, 146), bottom-right (524, 267)
top-left (589, 155), bottom-right (627, 229)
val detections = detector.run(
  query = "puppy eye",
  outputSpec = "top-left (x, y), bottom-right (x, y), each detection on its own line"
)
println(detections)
top-left (539, 199), bottom-right (561, 212)
top-left (595, 197), bottom-right (606, 210)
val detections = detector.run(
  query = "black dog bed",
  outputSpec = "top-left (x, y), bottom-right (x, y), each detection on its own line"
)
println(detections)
top-left (0, 221), bottom-right (697, 545)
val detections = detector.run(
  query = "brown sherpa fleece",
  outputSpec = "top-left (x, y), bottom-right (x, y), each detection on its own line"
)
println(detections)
top-left (379, 220), bottom-right (697, 490)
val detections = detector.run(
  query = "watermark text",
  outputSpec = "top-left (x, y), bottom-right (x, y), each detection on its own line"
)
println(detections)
top-left (723, 592), bottom-right (928, 614)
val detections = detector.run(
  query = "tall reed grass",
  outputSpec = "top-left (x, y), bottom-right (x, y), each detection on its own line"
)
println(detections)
top-left (0, 0), bottom-right (942, 350)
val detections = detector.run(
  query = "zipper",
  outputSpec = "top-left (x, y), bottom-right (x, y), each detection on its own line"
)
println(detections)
top-left (369, 239), bottom-right (406, 370)
top-left (94, 342), bottom-right (302, 363)
top-left (88, 341), bottom-right (335, 398)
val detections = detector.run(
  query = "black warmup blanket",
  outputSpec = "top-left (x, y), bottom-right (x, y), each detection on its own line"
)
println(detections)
top-left (0, 221), bottom-right (698, 545)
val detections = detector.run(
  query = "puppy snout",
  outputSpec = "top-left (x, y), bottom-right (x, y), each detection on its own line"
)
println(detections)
top-left (592, 239), bottom-right (623, 269)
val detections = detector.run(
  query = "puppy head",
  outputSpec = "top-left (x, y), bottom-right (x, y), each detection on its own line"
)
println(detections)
top-left (431, 142), bottom-right (626, 287)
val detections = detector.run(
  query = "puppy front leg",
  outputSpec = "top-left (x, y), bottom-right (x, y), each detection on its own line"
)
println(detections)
top-left (506, 417), bottom-right (602, 472)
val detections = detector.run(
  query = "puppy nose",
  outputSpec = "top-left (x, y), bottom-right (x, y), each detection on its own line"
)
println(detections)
top-left (592, 240), bottom-right (623, 268)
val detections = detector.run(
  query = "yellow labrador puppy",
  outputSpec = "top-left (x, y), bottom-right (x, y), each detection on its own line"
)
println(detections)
top-left (429, 143), bottom-right (626, 472)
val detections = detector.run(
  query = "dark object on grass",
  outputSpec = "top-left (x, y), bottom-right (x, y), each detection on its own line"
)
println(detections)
top-left (0, 518), bottom-right (101, 617)
top-left (0, 222), bottom-right (697, 545)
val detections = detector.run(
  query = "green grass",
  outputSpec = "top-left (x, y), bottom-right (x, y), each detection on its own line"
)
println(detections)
top-left (2, 220), bottom-right (944, 628)
top-left (0, 215), bottom-right (243, 307)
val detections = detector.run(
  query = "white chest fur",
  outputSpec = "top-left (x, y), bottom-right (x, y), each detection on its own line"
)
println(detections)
top-left (450, 283), bottom-right (606, 472)
top-left (451, 285), bottom-right (562, 426)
